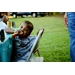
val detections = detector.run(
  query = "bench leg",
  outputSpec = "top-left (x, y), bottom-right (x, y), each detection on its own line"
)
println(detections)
top-left (37, 49), bottom-right (41, 57)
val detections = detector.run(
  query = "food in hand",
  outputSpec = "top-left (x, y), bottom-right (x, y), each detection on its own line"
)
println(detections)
top-left (10, 33), bottom-right (18, 38)
top-left (10, 32), bottom-right (23, 38)
top-left (19, 32), bottom-right (23, 35)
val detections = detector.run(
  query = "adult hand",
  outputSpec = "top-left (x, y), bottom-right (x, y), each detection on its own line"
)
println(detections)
top-left (5, 28), bottom-right (15, 33)
top-left (64, 12), bottom-right (68, 27)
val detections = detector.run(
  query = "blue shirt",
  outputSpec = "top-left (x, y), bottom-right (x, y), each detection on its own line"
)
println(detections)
top-left (11, 35), bottom-right (36, 62)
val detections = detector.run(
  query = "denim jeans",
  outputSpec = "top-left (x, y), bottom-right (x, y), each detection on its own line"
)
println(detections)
top-left (67, 12), bottom-right (75, 62)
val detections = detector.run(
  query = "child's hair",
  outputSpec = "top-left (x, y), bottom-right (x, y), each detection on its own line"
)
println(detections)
top-left (21, 20), bottom-right (33, 34)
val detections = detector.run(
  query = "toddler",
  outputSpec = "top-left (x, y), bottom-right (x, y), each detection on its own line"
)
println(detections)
top-left (11, 20), bottom-right (44, 62)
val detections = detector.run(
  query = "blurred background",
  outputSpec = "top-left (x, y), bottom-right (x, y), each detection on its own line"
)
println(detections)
top-left (0, 12), bottom-right (70, 62)
top-left (0, 12), bottom-right (65, 18)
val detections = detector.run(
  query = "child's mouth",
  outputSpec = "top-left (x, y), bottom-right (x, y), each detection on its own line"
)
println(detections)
top-left (19, 31), bottom-right (23, 35)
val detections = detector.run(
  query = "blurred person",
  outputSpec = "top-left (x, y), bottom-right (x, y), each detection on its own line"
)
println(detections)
top-left (64, 12), bottom-right (75, 62)
top-left (0, 15), bottom-right (8, 30)
top-left (0, 12), bottom-right (10, 21)
top-left (0, 15), bottom-right (14, 33)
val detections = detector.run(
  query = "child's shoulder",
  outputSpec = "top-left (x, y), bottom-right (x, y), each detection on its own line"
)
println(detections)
top-left (28, 35), bottom-right (36, 40)
top-left (29, 35), bottom-right (35, 37)
top-left (14, 35), bottom-right (36, 41)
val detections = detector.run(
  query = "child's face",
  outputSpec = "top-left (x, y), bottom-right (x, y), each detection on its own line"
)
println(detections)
top-left (18, 22), bottom-right (30, 37)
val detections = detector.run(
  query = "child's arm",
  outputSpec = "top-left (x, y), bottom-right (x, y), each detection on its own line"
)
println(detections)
top-left (37, 28), bottom-right (44, 37)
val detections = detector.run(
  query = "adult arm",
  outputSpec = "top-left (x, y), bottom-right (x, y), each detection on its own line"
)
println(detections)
top-left (64, 12), bottom-right (68, 27)
top-left (5, 28), bottom-right (15, 33)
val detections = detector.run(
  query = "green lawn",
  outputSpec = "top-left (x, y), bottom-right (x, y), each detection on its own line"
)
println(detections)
top-left (10, 16), bottom-right (70, 62)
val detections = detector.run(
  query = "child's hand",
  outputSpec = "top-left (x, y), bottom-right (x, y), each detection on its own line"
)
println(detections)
top-left (37, 28), bottom-right (44, 36)
top-left (10, 32), bottom-right (18, 38)
top-left (14, 30), bottom-right (23, 35)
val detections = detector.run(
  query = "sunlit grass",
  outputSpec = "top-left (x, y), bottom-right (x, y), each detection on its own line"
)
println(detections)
top-left (10, 16), bottom-right (70, 62)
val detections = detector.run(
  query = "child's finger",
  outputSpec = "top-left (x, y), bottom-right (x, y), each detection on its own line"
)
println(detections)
top-left (10, 33), bottom-right (18, 38)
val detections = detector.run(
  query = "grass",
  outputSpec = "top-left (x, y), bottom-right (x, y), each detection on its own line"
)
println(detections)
top-left (10, 15), bottom-right (70, 62)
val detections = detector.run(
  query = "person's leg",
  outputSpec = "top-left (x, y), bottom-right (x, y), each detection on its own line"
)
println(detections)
top-left (67, 12), bottom-right (75, 62)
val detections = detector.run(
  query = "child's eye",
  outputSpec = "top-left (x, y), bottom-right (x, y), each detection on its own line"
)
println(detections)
top-left (25, 29), bottom-right (28, 31)
top-left (21, 26), bottom-right (23, 28)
